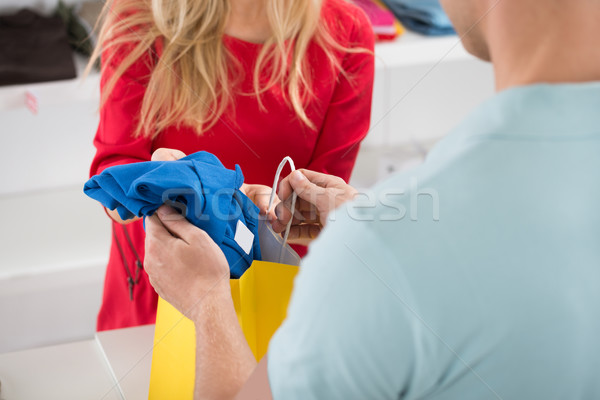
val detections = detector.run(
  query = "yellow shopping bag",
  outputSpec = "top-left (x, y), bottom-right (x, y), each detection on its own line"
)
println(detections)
top-left (149, 156), bottom-right (300, 399)
top-left (148, 220), bottom-right (301, 400)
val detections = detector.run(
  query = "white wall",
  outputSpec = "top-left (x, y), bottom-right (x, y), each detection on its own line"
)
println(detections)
top-left (351, 35), bottom-right (494, 187)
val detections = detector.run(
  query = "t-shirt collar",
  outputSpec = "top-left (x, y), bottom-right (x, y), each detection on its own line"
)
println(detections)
top-left (454, 81), bottom-right (600, 141)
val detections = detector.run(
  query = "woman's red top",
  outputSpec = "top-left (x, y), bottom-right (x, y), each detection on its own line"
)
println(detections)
top-left (90, 0), bottom-right (375, 331)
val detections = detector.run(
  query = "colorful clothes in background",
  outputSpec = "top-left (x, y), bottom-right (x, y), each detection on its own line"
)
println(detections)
top-left (381, 0), bottom-right (455, 36)
top-left (351, 0), bottom-right (404, 41)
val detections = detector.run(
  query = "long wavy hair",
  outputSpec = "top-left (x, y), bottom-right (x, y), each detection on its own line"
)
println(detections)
top-left (88, 0), bottom-right (350, 138)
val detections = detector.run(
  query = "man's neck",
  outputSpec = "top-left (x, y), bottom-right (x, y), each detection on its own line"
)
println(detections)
top-left (488, 3), bottom-right (600, 91)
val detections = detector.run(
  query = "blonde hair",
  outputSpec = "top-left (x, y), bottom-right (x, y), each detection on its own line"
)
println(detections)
top-left (88, 0), bottom-right (353, 138)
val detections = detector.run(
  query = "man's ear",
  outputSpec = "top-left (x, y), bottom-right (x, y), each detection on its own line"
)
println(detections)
top-left (235, 356), bottom-right (273, 400)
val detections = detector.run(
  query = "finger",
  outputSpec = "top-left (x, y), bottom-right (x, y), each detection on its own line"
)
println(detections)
top-left (286, 223), bottom-right (322, 240)
top-left (277, 170), bottom-right (330, 200)
top-left (272, 197), bottom-right (306, 233)
top-left (151, 148), bottom-right (187, 161)
top-left (271, 206), bottom-right (290, 233)
top-left (278, 169), bottom-right (343, 202)
top-left (253, 187), bottom-right (275, 215)
top-left (145, 213), bottom-right (175, 243)
top-left (144, 214), bottom-right (172, 277)
top-left (296, 199), bottom-right (319, 212)
top-left (241, 184), bottom-right (275, 215)
top-left (287, 170), bottom-right (331, 212)
top-left (263, 207), bottom-right (278, 224)
top-left (271, 208), bottom-right (302, 232)
top-left (295, 169), bottom-right (345, 189)
top-left (272, 197), bottom-right (293, 233)
top-left (277, 173), bottom-right (295, 205)
top-left (281, 194), bottom-right (307, 220)
top-left (155, 205), bottom-right (199, 244)
top-left (274, 170), bottom-right (329, 232)
top-left (299, 209), bottom-right (320, 223)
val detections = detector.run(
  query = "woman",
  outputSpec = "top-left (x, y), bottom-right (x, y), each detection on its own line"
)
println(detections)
top-left (89, 0), bottom-right (375, 331)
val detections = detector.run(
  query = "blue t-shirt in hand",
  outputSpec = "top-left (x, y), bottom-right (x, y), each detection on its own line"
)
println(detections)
top-left (84, 151), bottom-right (261, 278)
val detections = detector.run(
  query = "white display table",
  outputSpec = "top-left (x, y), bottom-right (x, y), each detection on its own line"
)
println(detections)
top-left (0, 325), bottom-right (155, 400)
top-left (96, 324), bottom-right (155, 400)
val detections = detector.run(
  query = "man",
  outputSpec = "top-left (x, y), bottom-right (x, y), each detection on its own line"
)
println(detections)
top-left (144, 0), bottom-right (600, 398)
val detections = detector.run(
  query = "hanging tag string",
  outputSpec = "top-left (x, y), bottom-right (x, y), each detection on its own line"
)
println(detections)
top-left (268, 156), bottom-right (298, 263)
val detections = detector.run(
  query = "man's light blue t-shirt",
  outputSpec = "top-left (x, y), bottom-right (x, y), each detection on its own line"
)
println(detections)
top-left (268, 82), bottom-right (600, 399)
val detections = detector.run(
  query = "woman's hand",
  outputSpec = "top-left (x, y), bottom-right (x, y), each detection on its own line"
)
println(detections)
top-left (144, 205), bottom-right (231, 322)
top-left (240, 183), bottom-right (278, 220)
top-left (106, 208), bottom-right (141, 225)
top-left (105, 148), bottom-right (187, 224)
top-left (151, 147), bottom-right (187, 161)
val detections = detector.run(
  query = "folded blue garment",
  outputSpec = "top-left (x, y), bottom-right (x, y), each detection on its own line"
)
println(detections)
top-left (382, 0), bottom-right (455, 36)
top-left (84, 151), bottom-right (261, 278)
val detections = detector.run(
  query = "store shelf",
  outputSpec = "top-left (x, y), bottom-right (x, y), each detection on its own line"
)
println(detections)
top-left (0, 53), bottom-right (100, 112)
top-left (0, 32), bottom-right (472, 112)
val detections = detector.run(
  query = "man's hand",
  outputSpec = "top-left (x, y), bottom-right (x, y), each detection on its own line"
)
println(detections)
top-left (271, 170), bottom-right (357, 243)
top-left (145, 204), bottom-right (263, 399)
top-left (144, 205), bottom-right (231, 322)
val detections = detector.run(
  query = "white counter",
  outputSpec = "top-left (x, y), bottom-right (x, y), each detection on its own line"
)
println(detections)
top-left (0, 325), bottom-right (154, 400)
top-left (0, 339), bottom-right (122, 400)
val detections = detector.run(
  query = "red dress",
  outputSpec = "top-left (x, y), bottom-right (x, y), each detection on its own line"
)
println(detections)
top-left (90, 0), bottom-right (375, 331)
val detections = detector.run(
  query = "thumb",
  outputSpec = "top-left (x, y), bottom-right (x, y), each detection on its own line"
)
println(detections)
top-left (151, 148), bottom-right (187, 161)
top-left (155, 205), bottom-right (197, 244)
top-left (145, 213), bottom-right (174, 243)
top-left (288, 170), bottom-right (328, 210)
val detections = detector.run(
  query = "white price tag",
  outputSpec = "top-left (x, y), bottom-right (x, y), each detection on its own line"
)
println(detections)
top-left (234, 219), bottom-right (254, 255)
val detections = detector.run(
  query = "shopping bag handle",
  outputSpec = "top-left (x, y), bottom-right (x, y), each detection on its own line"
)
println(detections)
top-left (267, 157), bottom-right (298, 262)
